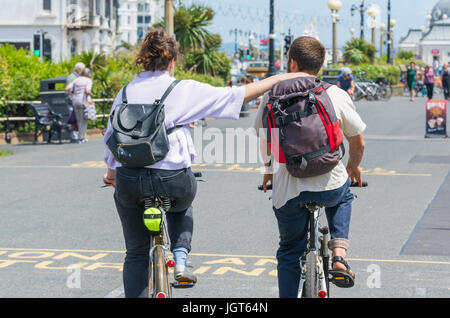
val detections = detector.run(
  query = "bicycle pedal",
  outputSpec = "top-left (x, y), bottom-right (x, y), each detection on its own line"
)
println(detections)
top-left (171, 281), bottom-right (196, 289)
top-left (329, 274), bottom-right (353, 288)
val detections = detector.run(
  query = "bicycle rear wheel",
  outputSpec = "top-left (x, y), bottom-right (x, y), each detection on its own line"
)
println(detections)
top-left (377, 84), bottom-right (392, 101)
top-left (303, 252), bottom-right (319, 298)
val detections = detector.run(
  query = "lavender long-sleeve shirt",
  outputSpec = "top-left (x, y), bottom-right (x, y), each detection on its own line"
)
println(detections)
top-left (103, 71), bottom-right (245, 170)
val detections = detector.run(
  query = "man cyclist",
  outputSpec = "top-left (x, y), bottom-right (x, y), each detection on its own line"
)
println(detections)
top-left (254, 36), bottom-right (366, 298)
top-left (336, 67), bottom-right (355, 99)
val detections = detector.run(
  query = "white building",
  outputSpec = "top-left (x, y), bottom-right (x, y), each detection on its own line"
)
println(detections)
top-left (117, 0), bottom-right (164, 45)
top-left (399, 0), bottom-right (450, 66)
top-left (0, 0), bottom-right (120, 62)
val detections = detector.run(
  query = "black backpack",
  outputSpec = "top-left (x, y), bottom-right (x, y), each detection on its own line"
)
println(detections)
top-left (106, 80), bottom-right (181, 168)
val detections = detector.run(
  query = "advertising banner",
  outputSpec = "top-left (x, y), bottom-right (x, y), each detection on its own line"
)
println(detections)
top-left (426, 100), bottom-right (447, 138)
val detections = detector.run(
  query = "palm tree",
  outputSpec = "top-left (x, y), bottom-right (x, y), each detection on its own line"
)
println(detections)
top-left (343, 38), bottom-right (377, 65)
top-left (154, 4), bottom-right (215, 53)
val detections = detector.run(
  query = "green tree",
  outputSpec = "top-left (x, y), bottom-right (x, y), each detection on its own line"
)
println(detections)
top-left (397, 50), bottom-right (414, 61)
top-left (343, 38), bottom-right (377, 65)
top-left (154, 4), bottom-right (215, 54)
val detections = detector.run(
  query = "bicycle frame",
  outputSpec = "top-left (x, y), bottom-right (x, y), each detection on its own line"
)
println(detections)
top-left (145, 197), bottom-right (173, 298)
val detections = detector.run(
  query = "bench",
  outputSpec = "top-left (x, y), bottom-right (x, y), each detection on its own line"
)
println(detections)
top-left (28, 103), bottom-right (72, 143)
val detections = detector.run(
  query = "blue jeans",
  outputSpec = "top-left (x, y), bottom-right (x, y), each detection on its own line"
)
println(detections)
top-left (272, 178), bottom-right (354, 298)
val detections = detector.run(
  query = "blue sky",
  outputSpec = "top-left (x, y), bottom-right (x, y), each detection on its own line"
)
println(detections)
top-left (181, 0), bottom-right (437, 50)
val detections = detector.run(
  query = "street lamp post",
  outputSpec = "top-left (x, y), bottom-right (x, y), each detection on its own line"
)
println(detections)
top-left (267, 0), bottom-right (276, 77)
top-left (379, 23), bottom-right (386, 58)
top-left (368, 5), bottom-right (380, 47)
top-left (387, 0), bottom-right (392, 64)
top-left (351, 0), bottom-right (366, 40)
top-left (164, 0), bottom-right (174, 37)
top-left (390, 19), bottom-right (396, 55)
top-left (328, 0), bottom-right (343, 65)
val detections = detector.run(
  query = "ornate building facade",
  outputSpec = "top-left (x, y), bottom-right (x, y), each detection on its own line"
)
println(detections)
top-left (399, 0), bottom-right (450, 65)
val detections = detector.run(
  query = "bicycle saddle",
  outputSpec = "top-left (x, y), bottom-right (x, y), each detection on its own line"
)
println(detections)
top-left (301, 202), bottom-right (324, 210)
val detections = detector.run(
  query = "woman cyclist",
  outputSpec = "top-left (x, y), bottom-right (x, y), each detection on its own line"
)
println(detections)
top-left (102, 29), bottom-right (307, 298)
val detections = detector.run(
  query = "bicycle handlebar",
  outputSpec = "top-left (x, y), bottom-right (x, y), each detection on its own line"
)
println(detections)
top-left (258, 181), bottom-right (368, 191)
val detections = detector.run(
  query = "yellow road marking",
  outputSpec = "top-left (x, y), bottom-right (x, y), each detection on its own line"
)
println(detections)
top-left (0, 162), bottom-right (433, 177)
top-left (1, 247), bottom-right (450, 266)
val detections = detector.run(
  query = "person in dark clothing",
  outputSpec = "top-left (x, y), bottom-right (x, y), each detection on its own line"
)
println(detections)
top-left (442, 63), bottom-right (450, 100)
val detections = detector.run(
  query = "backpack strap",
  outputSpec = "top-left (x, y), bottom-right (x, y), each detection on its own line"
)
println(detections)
top-left (131, 80), bottom-right (181, 137)
top-left (320, 81), bottom-right (333, 91)
top-left (157, 80), bottom-right (180, 104)
top-left (122, 85), bottom-right (128, 104)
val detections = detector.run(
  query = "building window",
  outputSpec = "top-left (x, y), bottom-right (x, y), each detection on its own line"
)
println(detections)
top-left (145, 15), bottom-right (151, 24)
top-left (138, 2), bottom-right (149, 12)
top-left (127, 16), bottom-right (130, 25)
top-left (96, 0), bottom-right (101, 15)
top-left (43, 0), bottom-right (51, 11)
top-left (70, 39), bottom-right (77, 56)
top-left (137, 16), bottom-right (143, 24)
top-left (105, 0), bottom-right (111, 18)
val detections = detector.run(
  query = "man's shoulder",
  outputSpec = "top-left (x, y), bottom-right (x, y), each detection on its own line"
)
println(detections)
top-left (325, 84), bottom-right (347, 99)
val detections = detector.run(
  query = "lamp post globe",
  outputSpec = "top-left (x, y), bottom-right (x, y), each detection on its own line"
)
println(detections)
top-left (368, 5), bottom-right (380, 18)
top-left (328, 0), bottom-right (343, 11)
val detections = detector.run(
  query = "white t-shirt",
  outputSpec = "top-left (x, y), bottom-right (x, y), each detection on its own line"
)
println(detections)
top-left (253, 84), bottom-right (366, 209)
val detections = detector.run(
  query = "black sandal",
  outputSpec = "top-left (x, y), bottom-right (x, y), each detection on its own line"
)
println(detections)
top-left (329, 256), bottom-right (355, 288)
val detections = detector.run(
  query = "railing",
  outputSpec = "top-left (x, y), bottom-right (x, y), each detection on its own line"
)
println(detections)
top-left (0, 98), bottom-right (114, 143)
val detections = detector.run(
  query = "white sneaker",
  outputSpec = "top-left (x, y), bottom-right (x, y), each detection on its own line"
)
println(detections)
top-left (174, 264), bottom-right (197, 283)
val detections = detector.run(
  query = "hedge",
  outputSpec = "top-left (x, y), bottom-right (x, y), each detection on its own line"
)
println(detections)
top-left (0, 44), bottom-right (226, 132)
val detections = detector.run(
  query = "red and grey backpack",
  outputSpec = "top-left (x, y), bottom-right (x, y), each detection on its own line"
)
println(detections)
top-left (262, 76), bottom-right (345, 178)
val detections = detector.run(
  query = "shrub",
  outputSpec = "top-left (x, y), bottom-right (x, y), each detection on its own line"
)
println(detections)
top-left (0, 44), bottom-right (228, 133)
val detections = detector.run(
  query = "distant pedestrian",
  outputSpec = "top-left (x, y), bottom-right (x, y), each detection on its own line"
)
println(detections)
top-left (442, 63), bottom-right (450, 100)
top-left (67, 62), bottom-right (86, 86)
top-left (406, 62), bottom-right (417, 102)
top-left (66, 62), bottom-right (86, 142)
top-left (424, 65), bottom-right (435, 100)
top-left (336, 67), bottom-right (355, 99)
top-left (65, 68), bottom-right (93, 143)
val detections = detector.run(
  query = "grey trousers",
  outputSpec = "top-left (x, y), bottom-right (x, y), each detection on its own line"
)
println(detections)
top-left (73, 105), bottom-right (88, 140)
top-left (113, 167), bottom-right (197, 298)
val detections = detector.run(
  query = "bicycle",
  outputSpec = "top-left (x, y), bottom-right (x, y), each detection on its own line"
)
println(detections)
top-left (141, 171), bottom-right (203, 298)
top-left (258, 181), bottom-right (367, 298)
top-left (354, 72), bottom-right (391, 102)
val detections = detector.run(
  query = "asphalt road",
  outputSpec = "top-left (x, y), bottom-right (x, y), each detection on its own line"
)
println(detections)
top-left (1, 96), bottom-right (450, 298)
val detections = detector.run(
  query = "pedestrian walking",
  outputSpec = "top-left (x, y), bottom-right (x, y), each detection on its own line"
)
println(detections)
top-left (407, 62), bottom-right (417, 102)
top-left (65, 68), bottom-right (93, 143)
top-left (66, 62), bottom-right (86, 142)
top-left (424, 65), bottom-right (435, 100)
top-left (442, 63), bottom-right (450, 100)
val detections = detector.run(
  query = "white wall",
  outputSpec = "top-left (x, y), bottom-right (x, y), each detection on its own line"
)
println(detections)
top-left (421, 43), bottom-right (450, 66)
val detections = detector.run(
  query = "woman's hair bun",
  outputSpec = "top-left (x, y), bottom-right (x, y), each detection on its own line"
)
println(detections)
top-left (136, 29), bottom-right (177, 72)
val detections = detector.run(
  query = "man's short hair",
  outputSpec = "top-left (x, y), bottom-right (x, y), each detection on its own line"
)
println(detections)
top-left (288, 36), bottom-right (325, 75)
top-left (74, 62), bottom-right (86, 72)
